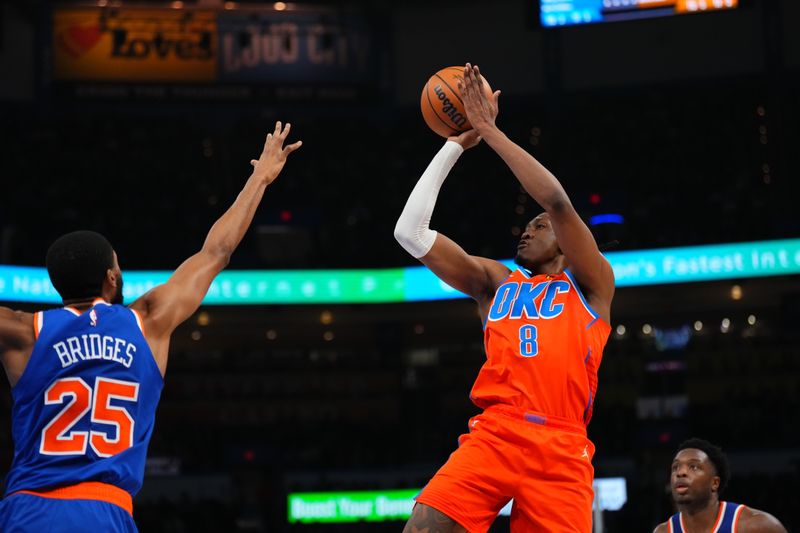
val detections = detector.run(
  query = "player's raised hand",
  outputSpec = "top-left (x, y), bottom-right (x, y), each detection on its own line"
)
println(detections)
top-left (448, 129), bottom-right (482, 150)
top-left (459, 63), bottom-right (501, 133)
top-left (250, 121), bottom-right (302, 185)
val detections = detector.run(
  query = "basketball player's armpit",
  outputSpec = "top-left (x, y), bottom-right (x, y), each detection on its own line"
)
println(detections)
top-left (539, 190), bottom-right (572, 215)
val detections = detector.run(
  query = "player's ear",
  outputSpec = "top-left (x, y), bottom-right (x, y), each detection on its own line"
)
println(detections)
top-left (106, 268), bottom-right (118, 288)
top-left (711, 475), bottom-right (720, 493)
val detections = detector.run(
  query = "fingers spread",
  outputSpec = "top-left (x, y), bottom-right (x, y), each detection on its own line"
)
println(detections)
top-left (284, 140), bottom-right (303, 154)
top-left (274, 121), bottom-right (282, 136)
top-left (280, 122), bottom-right (291, 139)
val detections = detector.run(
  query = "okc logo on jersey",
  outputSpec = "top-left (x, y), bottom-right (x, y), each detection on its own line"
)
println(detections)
top-left (89, 309), bottom-right (98, 327)
top-left (488, 280), bottom-right (570, 321)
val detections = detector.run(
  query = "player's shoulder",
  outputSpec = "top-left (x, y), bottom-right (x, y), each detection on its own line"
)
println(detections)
top-left (478, 257), bottom-right (513, 288)
top-left (0, 306), bottom-right (33, 320)
top-left (0, 306), bottom-right (35, 326)
top-left (652, 520), bottom-right (670, 533)
top-left (738, 506), bottom-right (787, 533)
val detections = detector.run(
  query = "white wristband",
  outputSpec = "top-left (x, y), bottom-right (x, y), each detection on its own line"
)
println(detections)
top-left (394, 141), bottom-right (464, 258)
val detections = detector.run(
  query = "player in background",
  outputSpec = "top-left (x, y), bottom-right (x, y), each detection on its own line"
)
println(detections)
top-left (0, 122), bottom-right (301, 532)
top-left (395, 63), bottom-right (615, 532)
top-left (653, 438), bottom-right (786, 533)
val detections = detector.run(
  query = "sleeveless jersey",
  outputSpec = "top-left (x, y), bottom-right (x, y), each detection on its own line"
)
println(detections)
top-left (4, 300), bottom-right (163, 497)
top-left (471, 268), bottom-right (611, 426)
top-left (668, 502), bottom-right (746, 533)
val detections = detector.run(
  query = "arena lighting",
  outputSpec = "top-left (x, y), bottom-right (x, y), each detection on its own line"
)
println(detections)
top-left (287, 478), bottom-right (626, 523)
top-left (539, 0), bottom-right (739, 28)
top-left (1, 239), bottom-right (799, 305)
top-left (731, 284), bottom-right (743, 300)
top-left (590, 213), bottom-right (624, 225)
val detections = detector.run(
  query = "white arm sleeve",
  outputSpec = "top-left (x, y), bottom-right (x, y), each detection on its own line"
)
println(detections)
top-left (394, 141), bottom-right (464, 258)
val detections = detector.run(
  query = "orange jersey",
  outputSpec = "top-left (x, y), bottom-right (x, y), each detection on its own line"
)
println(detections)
top-left (471, 268), bottom-right (611, 426)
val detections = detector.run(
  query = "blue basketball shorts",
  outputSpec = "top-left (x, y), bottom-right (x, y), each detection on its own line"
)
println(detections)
top-left (0, 492), bottom-right (138, 532)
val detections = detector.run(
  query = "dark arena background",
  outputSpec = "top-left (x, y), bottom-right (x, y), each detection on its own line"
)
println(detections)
top-left (1, 0), bottom-right (799, 531)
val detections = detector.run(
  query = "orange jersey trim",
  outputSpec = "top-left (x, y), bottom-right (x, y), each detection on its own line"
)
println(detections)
top-left (732, 504), bottom-right (745, 531)
top-left (130, 308), bottom-right (146, 337)
top-left (33, 312), bottom-right (43, 340)
top-left (13, 481), bottom-right (133, 515)
top-left (710, 501), bottom-right (726, 532)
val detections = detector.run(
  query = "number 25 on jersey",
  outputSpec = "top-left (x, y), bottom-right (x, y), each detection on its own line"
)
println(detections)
top-left (40, 377), bottom-right (139, 458)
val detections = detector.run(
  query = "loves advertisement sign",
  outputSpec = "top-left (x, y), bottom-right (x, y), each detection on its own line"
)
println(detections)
top-left (53, 8), bottom-right (216, 82)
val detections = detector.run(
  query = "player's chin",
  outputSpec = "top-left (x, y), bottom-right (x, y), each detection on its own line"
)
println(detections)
top-left (671, 491), bottom-right (692, 503)
top-left (514, 249), bottom-right (534, 268)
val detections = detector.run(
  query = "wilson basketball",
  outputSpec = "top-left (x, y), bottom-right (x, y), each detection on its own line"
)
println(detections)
top-left (420, 66), bottom-right (493, 138)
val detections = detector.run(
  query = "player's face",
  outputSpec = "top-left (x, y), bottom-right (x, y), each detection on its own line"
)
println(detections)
top-left (670, 449), bottom-right (719, 506)
top-left (110, 252), bottom-right (124, 305)
top-left (514, 214), bottom-right (560, 268)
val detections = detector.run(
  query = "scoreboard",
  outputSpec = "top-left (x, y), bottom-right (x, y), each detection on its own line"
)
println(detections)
top-left (540, 0), bottom-right (738, 28)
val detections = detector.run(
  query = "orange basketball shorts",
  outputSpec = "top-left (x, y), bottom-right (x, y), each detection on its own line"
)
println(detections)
top-left (415, 404), bottom-right (595, 533)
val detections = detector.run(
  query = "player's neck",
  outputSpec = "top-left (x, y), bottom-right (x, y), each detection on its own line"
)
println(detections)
top-left (529, 257), bottom-right (565, 277)
top-left (62, 296), bottom-right (106, 310)
top-left (679, 499), bottom-right (721, 532)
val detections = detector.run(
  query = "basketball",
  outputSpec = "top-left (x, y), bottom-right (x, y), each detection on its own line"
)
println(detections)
top-left (420, 66), bottom-right (493, 138)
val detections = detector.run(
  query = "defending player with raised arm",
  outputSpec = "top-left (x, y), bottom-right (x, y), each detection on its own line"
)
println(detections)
top-left (395, 64), bottom-right (614, 532)
top-left (653, 439), bottom-right (787, 533)
top-left (0, 122), bottom-right (300, 533)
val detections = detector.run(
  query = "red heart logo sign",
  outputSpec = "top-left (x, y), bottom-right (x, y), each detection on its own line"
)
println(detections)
top-left (58, 24), bottom-right (103, 58)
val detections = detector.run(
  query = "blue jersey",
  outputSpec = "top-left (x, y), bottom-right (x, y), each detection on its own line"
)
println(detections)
top-left (4, 300), bottom-right (163, 498)
top-left (669, 501), bottom-right (746, 533)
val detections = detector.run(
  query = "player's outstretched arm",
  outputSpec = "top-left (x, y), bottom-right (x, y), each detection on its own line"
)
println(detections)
top-left (130, 121), bottom-right (301, 374)
top-left (0, 307), bottom-right (35, 385)
top-left (459, 63), bottom-right (614, 322)
top-left (394, 130), bottom-right (510, 308)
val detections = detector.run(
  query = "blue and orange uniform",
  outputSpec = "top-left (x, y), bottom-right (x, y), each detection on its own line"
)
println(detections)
top-left (0, 299), bottom-right (163, 532)
top-left (668, 502), bottom-right (747, 533)
top-left (416, 268), bottom-right (611, 532)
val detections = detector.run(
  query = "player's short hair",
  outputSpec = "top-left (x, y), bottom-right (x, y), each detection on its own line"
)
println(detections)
top-left (46, 231), bottom-right (114, 302)
top-left (677, 438), bottom-right (730, 494)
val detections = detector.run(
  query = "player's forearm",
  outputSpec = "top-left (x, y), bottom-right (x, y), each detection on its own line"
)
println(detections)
top-left (201, 173), bottom-right (268, 263)
top-left (480, 127), bottom-right (571, 213)
top-left (394, 141), bottom-right (463, 258)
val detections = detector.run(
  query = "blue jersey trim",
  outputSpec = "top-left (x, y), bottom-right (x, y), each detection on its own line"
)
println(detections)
top-left (563, 269), bottom-right (600, 321)
top-left (670, 512), bottom-right (682, 533)
top-left (670, 501), bottom-right (743, 533)
top-left (582, 387), bottom-right (594, 424)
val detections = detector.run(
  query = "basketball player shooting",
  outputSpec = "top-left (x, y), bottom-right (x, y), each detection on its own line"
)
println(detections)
top-left (0, 122), bottom-right (300, 532)
top-left (395, 64), bottom-right (615, 532)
